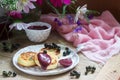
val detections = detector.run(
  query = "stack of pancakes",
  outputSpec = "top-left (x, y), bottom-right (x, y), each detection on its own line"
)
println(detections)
top-left (17, 46), bottom-right (61, 70)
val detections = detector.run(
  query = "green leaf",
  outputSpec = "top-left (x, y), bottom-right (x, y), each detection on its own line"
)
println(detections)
top-left (0, 0), bottom-right (17, 10)
top-left (46, 0), bottom-right (61, 17)
top-left (62, 5), bottom-right (67, 18)
top-left (84, 14), bottom-right (90, 23)
top-left (86, 10), bottom-right (100, 15)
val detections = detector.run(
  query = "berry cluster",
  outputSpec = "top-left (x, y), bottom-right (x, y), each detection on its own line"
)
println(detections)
top-left (63, 47), bottom-right (71, 56)
top-left (70, 70), bottom-right (80, 79)
top-left (85, 66), bottom-right (96, 75)
top-left (2, 71), bottom-right (17, 77)
top-left (44, 43), bottom-right (61, 52)
top-left (0, 41), bottom-right (20, 52)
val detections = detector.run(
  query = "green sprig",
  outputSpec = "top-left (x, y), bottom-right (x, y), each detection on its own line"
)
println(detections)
top-left (46, 0), bottom-right (61, 17)
top-left (62, 5), bottom-right (67, 18)
top-left (0, 0), bottom-right (17, 10)
top-left (46, 0), bottom-right (72, 18)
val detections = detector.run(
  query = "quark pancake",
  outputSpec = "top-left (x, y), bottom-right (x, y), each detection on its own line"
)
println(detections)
top-left (47, 53), bottom-right (58, 70)
top-left (40, 48), bottom-right (61, 58)
top-left (17, 52), bottom-right (36, 67)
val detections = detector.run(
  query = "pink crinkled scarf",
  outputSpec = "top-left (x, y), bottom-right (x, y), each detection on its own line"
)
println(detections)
top-left (40, 10), bottom-right (120, 65)
top-left (62, 10), bottom-right (120, 64)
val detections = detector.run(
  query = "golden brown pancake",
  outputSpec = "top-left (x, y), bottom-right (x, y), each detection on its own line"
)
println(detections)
top-left (17, 52), bottom-right (36, 67)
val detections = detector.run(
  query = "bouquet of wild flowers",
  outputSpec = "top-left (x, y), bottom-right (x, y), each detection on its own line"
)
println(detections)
top-left (39, 0), bottom-right (99, 32)
top-left (0, 0), bottom-right (99, 32)
top-left (40, 0), bottom-right (88, 31)
top-left (0, 0), bottom-right (43, 23)
top-left (0, 0), bottom-right (44, 31)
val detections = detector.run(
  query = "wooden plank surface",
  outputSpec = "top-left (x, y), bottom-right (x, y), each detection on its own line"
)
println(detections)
top-left (95, 53), bottom-right (120, 80)
top-left (1, 31), bottom-right (120, 80)
top-left (0, 31), bottom-right (101, 80)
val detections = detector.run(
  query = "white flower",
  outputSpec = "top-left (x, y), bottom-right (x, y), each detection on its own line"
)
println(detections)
top-left (74, 4), bottom-right (88, 22)
top-left (16, 0), bottom-right (36, 13)
top-left (9, 22), bottom-right (29, 30)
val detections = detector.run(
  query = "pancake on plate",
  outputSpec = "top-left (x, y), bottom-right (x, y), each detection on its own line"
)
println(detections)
top-left (17, 52), bottom-right (36, 67)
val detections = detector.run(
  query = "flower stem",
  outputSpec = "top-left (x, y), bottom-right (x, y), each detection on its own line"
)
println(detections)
top-left (62, 5), bottom-right (67, 18)
top-left (46, 0), bottom-right (61, 17)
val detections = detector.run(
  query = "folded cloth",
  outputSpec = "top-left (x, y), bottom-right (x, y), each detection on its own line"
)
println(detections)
top-left (96, 10), bottom-right (120, 27)
top-left (57, 10), bottom-right (120, 64)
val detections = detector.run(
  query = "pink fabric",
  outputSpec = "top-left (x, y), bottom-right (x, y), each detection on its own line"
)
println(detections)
top-left (96, 11), bottom-right (120, 27)
top-left (40, 13), bottom-right (75, 30)
top-left (40, 13), bottom-right (58, 30)
top-left (40, 11), bottom-right (120, 64)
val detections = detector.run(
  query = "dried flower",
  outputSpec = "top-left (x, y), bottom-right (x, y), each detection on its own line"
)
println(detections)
top-left (54, 18), bottom-right (62, 26)
top-left (74, 26), bottom-right (82, 32)
top-left (8, 10), bottom-right (22, 19)
top-left (67, 15), bottom-right (74, 24)
top-left (74, 4), bottom-right (88, 23)
top-left (17, 0), bottom-right (36, 13)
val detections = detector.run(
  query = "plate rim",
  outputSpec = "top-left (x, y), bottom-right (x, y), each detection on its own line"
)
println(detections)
top-left (12, 44), bottom-right (79, 76)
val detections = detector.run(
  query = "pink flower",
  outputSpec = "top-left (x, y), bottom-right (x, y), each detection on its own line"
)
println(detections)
top-left (50, 0), bottom-right (71, 7)
top-left (8, 11), bottom-right (22, 19)
top-left (36, 0), bottom-right (43, 5)
top-left (17, 0), bottom-right (36, 13)
top-left (63, 0), bottom-right (71, 5)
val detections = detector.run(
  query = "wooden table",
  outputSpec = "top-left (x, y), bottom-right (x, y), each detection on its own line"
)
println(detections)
top-left (0, 30), bottom-right (119, 80)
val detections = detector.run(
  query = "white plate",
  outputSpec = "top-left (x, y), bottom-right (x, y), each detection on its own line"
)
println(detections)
top-left (12, 44), bottom-right (79, 76)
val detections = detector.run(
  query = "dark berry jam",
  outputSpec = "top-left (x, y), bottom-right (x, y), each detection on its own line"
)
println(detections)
top-left (37, 52), bottom-right (51, 70)
top-left (28, 26), bottom-right (48, 30)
